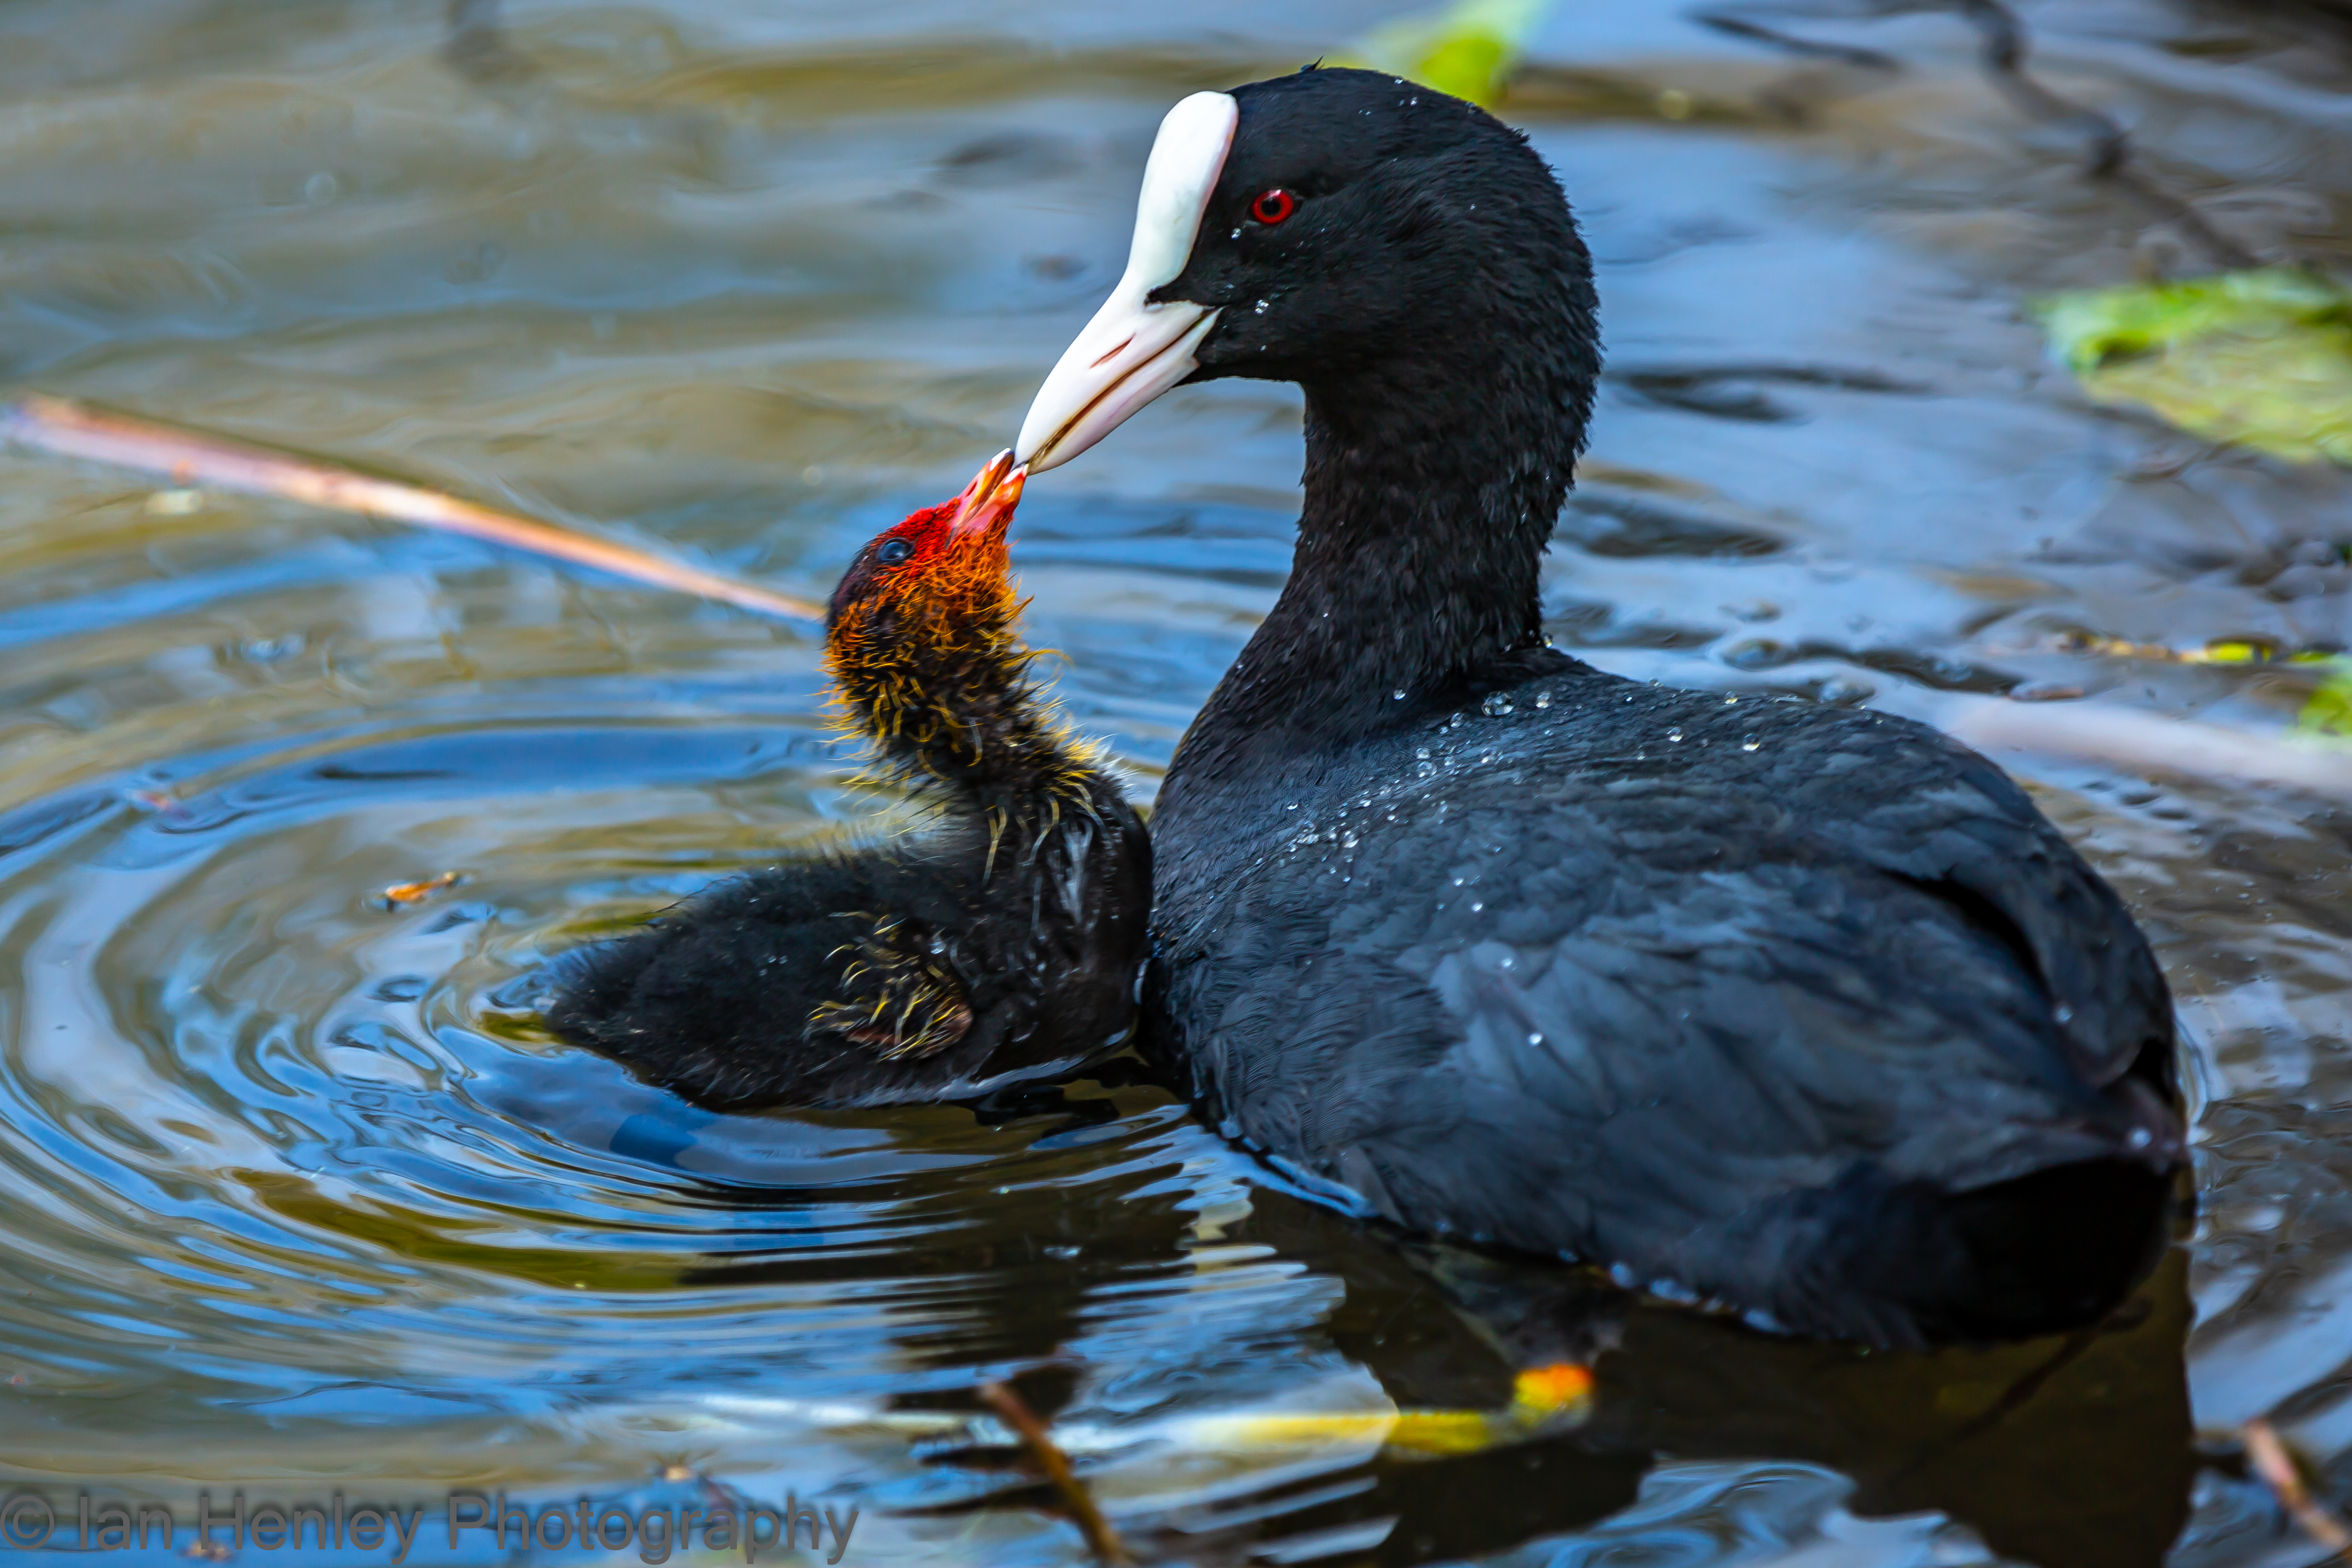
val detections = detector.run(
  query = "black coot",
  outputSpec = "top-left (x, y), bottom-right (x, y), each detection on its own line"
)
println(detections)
top-left (547, 454), bottom-right (1151, 1110)
top-left (1012, 69), bottom-right (2182, 1347)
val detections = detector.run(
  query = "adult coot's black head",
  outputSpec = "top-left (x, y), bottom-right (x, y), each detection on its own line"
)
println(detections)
top-left (1022, 69), bottom-right (1604, 743)
top-left (1020, 67), bottom-right (1599, 475)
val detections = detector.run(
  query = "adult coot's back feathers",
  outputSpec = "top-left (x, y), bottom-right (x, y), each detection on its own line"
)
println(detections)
top-left (547, 453), bottom-right (1150, 1110)
top-left (1158, 671), bottom-right (2176, 1344)
top-left (1011, 69), bottom-right (2182, 1347)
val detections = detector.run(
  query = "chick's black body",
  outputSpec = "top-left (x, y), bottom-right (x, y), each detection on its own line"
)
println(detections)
top-left (554, 782), bottom-right (1145, 1110)
top-left (547, 474), bottom-right (1151, 1111)
top-left (1112, 69), bottom-right (2182, 1345)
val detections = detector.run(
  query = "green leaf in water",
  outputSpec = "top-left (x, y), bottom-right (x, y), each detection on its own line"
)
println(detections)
top-left (2301, 658), bottom-right (2352, 742)
top-left (1338, 0), bottom-right (1553, 108)
top-left (2033, 268), bottom-right (2352, 465)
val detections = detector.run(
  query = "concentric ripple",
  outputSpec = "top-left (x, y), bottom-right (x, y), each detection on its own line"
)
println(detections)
top-left (0, 703), bottom-right (1459, 1568)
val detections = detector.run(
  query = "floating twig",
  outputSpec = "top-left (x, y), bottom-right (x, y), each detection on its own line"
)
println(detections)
top-left (1691, 0), bottom-right (2262, 269)
top-left (1948, 698), bottom-right (2352, 803)
top-left (698, 1472), bottom-right (756, 1518)
top-left (1947, 0), bottom-right (2259, 268)
top-left (443, 0), bottom-right (540, 85)
top-left (0, 394), bottom-right (823, 623)
top-left (2244, 1418), bottom-right (2352, 1562)
top-left (1999, 632), bottom-right (2332, 668)
top-left (1385, 1362), bottom-right (1596, 1456)
top-left (379, 871), bottom-right (465, 909)
top-left (1949, 0), bottom-right (2126, 174)
top-left (977, 1381), bottom-right (1130, 1567)
top-left (1692, 7), bottom-right (1901, 69)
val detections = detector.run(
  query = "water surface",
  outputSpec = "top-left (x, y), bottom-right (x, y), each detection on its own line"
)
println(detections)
top-left (1, 1), bottom-right (2349, 1563)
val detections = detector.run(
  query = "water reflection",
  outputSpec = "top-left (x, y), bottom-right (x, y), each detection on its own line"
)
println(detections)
top-left (1148, 1196), bottom-right (2183, 1568)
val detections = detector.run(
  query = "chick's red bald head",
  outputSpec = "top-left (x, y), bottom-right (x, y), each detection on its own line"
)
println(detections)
top-left (825, 450), bottom-right (1026, 659)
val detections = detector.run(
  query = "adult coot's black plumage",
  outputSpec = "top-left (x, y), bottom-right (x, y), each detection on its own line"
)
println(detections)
top-left (1012, 70), bottom-right (2183, 1347)
top-left (547, 454), bottom-right (1150, 1110)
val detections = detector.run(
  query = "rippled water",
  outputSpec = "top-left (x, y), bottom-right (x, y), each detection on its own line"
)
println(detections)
top-left (1, 1), bottom-right (2348, 1563)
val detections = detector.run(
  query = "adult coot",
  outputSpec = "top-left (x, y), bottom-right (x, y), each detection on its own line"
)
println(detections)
top-left (1013, 70), bottom-right (2183, 1347)
top-left (547, 453), bottom-right (1151, 1110)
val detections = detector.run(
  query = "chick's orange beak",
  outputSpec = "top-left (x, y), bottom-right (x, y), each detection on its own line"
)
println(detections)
top-left (949, 448), bottom-right (1026, 540)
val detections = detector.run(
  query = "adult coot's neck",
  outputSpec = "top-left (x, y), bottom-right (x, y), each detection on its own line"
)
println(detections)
top-left (1226, 355), bottom-right (1586, 745)
top-left (1187, 266), bottom-right (1598, 773)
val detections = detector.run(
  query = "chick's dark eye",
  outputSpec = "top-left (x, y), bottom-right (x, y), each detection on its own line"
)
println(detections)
top-left (877, 537), bottom-right (914, 565)
top-left (1249, 188), bottom-right (1297, 225)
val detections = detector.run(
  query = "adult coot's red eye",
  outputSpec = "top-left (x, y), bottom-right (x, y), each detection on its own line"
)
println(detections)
top-left (1249, 188), bottom-right (1295, 224)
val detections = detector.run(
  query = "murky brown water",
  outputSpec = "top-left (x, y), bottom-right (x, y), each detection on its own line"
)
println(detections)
top-left (0, 1), bottom-right (2348, 1563)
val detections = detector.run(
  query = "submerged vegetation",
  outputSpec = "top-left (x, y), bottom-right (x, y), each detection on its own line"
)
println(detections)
top-left (2037, 268), bottom-right (2352, 466)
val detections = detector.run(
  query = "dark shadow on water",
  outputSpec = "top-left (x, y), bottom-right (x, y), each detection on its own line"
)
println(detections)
top-left (1235, 1189), bottom-right (2196, 1568)
top-left (649, 1079), bottom-right (1204, 1374)
top-left (587, 1052), bottom-right (2193, 1564)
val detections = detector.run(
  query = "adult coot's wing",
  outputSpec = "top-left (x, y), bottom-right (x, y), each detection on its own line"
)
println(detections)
top-left (1792, 718), bottom-right (2175, 1094)
top-left (1156, 709), bottom-right (2176, 1341)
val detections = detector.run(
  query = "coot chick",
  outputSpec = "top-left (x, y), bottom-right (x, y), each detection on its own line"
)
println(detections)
top-left (1012, 71), bottom-right (2184, 1347)
top-left (546, 453), bottom-right (1151, 1110)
